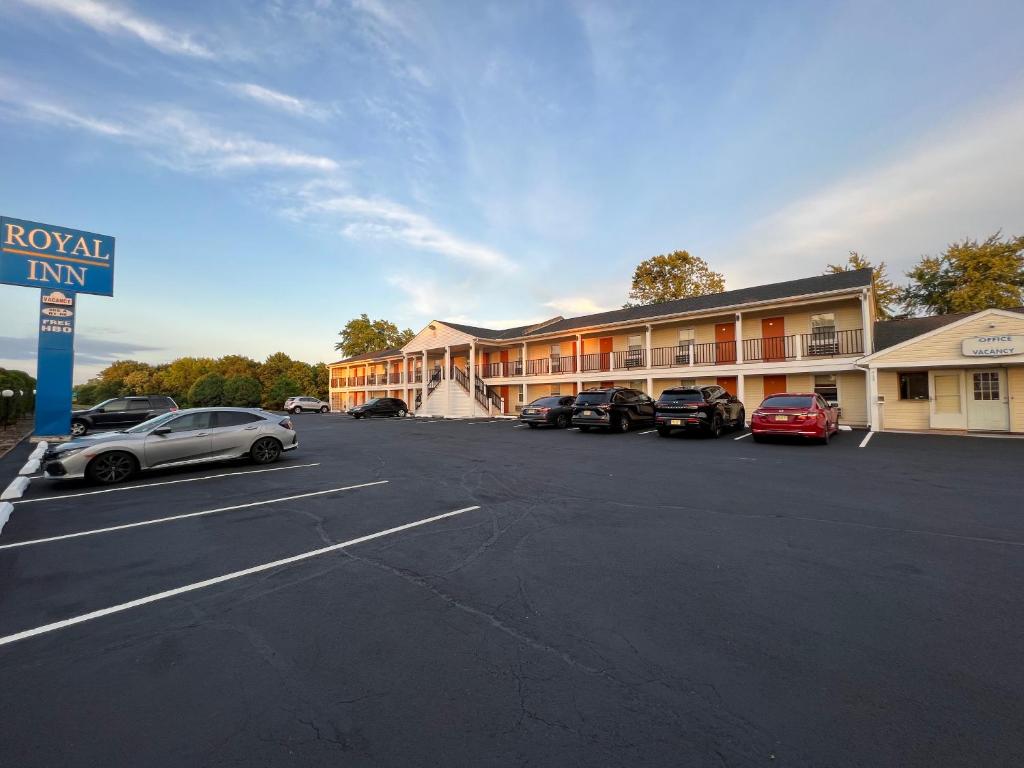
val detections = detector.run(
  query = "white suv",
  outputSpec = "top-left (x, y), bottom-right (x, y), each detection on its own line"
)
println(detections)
top-left (284, 396), bottom-right (330, 414)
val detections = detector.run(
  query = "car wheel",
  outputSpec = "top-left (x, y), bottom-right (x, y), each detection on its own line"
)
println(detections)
top-left (86, 451), bottom-right (136, 485)
top-left (250, 437), bottom-right (282, 464)
top-left (528, 422), bottom-right (538, 428)
top-left (709, 413), bottom-right (723, 438)
top-left (578, 425), bottom-right (591, 432)
top-left (319, 406), bottom-right (329, 413)
top-left (290, 407), bottom-right (301, 414)
top-left (657, 427), bottom-right (670, 438)
top-left (820, 427), bottom-right (831, 445)
top-left (555, 414), bottom-right (568, 429)
top-left (397, 409), bottom-right (407, 417)
top-left (70, 419), bottom-right (88, 437)
top-left (616, 415), bottom-right (631, 433)
top-left (735, 409), bottom-right (746, 430)
top-left (752, 434), bottom-right (766, 444)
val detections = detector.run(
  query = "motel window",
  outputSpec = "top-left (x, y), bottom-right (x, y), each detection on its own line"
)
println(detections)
top-left (679, 378), bottom-right (696, 388)
top-left (810, 313), bottom-right (836, 339)
top-left (550, 386), bottom-right (560, 396)
top-left (627, 335), bottom-right (643, 350)
top-left (678, 328), bottom-right (695, 346)
top-left (550, 343), bottom-right (561, 372)
top-left (814, 374), bottom-right (838, 405)
top-left (898, 372), bottom-right (929, 400)
top-left (518, 389), bottom-right (525, 402)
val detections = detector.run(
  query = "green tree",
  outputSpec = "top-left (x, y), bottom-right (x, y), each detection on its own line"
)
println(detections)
top-left (187, 372), bottom-right (226, 406)
top-left (160, 357), bottom-right (217, 402)
top-left (903, 232), bottom-right (1024, 315)
top-left (223, 375), bottom-right (262, 407)
top-left (624, 250), bottom-right (725, 307)
top-left (335, 314), bottom-right (414, 355)
top-left (215, 354), bottom-right (261, 379)
top-left (825, 252), bottom-right (902, 320)
top-left (265, 375), bottom-right (299, 410)
top-left (258, 352), bottom-right (296, 392)
top-left (311, 362), bottom-right (329, 400)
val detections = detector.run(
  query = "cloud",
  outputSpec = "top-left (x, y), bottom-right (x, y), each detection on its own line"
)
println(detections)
top-left (302, 190), bottom-right (516, 271)
top-left (15, 0), bottom-right (215, 59)
top-left (716, 95), bottom-right (1024, 285)
top-left (543, 296), bottom-right (612, 315)
top-left (0, 335), bottom-right (164, 370)
top-left (225, 82), bottom-right (333, 119)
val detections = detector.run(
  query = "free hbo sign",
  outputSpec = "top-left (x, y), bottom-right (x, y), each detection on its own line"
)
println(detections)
top-left (0, 216), bottom-right (115, 296)
top-left (961, 335), bottom-right (1022, 357)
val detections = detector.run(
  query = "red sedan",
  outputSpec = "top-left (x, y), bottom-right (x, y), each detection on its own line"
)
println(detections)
top-left (750, 392), bottom-right (839, 444)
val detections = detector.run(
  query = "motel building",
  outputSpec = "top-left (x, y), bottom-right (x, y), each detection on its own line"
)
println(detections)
top-left (329, 269), bottom-right (1024, 435)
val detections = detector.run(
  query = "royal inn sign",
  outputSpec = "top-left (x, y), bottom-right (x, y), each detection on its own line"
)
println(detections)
top-left (1, 215), bottom-right (116, 438)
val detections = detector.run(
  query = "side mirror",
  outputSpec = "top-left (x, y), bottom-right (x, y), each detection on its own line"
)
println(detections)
top-left (152, 427), bottom-right (171, 436)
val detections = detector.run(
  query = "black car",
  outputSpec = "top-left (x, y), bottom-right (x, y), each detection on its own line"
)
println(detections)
top-left (654, 385), bottom-right (745, 438)
top-left (571, 387), bottom-right (656, 433)
top-left (349, 397), bottom-right (409, 419)
top-left (71, 395), bottom-right (179, 437)
top-left (519, 395), bottom-right (576, 428)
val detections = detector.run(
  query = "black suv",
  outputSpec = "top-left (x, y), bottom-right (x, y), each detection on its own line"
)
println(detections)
top-left (349, 397), bottom-right (409, 419)
top-left (71, 395), bottom-right (178, 437)
top-left (571, 387), bottom-right (655, 433)
top-left (654, 386), bottom-right (744, 438)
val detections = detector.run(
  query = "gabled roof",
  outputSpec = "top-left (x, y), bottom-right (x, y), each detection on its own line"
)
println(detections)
top-left (872, 307), bottom-right (1024, 351)
top-left (329, 347), bottom-right (403, 365)
top-left (442, 315), bottom-right (565, 340)
top-left (519, 269), bottom-right (872, 337)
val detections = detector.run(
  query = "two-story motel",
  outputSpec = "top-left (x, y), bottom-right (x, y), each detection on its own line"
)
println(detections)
top-left (328, 268), bottom-right (1024, 434)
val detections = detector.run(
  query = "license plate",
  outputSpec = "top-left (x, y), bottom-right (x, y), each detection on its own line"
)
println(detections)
top-left (670, 419), bottom-right (682, 426)
top-left (524, 409), bottom-right (535, 414)
top-left (583, 410), bottom-right (593, 416)
top-left (774, 414), bottom-right (788, 421)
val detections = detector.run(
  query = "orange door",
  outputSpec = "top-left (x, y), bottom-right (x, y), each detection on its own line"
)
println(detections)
top-left (500, 350), bottom-right (510, 376)
top-left (499, 385), bottom-right (510, 414)
top-left (569, 341), bottom-right (577, 372)
top-left (763, 375), bottom-right (787, 397)
top-left (599, 337), bottom-right (613, 371)
top-left (717, 377), bottom-right (738, 395)
top-left (715, 323), bottom-right (736, 364)
top-left (761, 317), bottom-right (785, 361)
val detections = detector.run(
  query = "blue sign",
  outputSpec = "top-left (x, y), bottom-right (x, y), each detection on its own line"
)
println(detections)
top-left (35, 289), bottom-right (78, 438)
top-left (1, 216), bottom-right (115, 296)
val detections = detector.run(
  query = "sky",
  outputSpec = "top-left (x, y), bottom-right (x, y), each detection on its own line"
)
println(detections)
top-left (1, 0), bottom-right (1023, 382)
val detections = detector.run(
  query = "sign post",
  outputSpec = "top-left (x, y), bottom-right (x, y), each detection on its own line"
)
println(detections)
top-left (1, 216), bottom-right (115, 439)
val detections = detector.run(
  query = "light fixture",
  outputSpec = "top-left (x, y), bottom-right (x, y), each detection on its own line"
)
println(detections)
top-left (1, 390), bottom-right (13, 398)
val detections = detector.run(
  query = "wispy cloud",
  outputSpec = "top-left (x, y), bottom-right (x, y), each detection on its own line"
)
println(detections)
top-left (543, 296), bottom-right (613, 315)
top-left (0, 335), bottom-right (164, 370)
top-left (224, 82), bottom-right (333, 119)
top-left (15, 0), bottom-right (215, 59)
top-left (715, 96), bottom-right (1024, 286)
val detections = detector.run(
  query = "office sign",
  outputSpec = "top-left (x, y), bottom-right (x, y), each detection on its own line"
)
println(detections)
top-left (35, 289), bottom-right (78, 437)
top-left (961, 335), bottom-right (1022, 357)
top-left (1, 216), bottom-right (115, 296)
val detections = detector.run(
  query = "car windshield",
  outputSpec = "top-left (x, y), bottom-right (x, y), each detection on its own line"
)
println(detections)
top-left (762, 395), bottom-right (814, 408)
top-left (575, 392), bottom-right (610, 405)
top-left (531, 397), bottom-right (563, 407)
top-left (124, 411), bottom-right (179, 434)
top-left (363, 398), bottom-right (380, 405)
top-left (659, 390), bottom-right (703, 403)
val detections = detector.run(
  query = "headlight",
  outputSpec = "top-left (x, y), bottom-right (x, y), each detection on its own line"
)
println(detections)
top-left (57, 446), bottom-right (87, 458)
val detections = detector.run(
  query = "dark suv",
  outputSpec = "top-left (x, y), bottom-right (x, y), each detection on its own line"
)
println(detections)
top-left (571, 387), bottom-right (655, 433)
top-left (654, 386), bottom-right (744, 438)
top-left (71, 395), bottom-right (179, 437)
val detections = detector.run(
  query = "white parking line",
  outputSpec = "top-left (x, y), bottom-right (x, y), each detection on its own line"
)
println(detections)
top-left (13, 463), bottom-right (322, 505)
top-left (636, 430), bottom-right (656, 435)
top-left (0, 504), bottom-right (481, 647)
top-left (0, 480), bottom-right (389, 550)
top-left (734, 432), bottom-right (752, 440)
top-left (859, 432), bottom-right (874, 448)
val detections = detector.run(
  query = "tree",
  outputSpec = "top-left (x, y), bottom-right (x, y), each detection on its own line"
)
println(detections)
top-left (265, 375), bottom-right (299, 410)
top-left (902, 232), bottom-right (1024, 315)
top-left (825, 252), bottom-right (902, 320)
top-left (624, 250), bottom-right (725, 307)
top-left (187, 372), bottom-right (226, 406)
top-left (215, 354), bottom-right (261, 380)
top-left (223, 375), bottom-right (262, 407)
top-left (335, 314), bottom-right (414, 355)
top-left (311, 363), bottom-right (329, 400)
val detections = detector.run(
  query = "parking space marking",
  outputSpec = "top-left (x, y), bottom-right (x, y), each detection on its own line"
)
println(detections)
top-left (734, 432), bottom-right (752, 440)
top-left (0, 480), bottom-right (389, 550)
top-left (0, 504), bottom-right (481, 647)
top-left (636, 430), bottom-right (656, 435)
top-left (13, 463), bottom-right (322, 505)
top-left (859, 432), bottom-right (874, 448)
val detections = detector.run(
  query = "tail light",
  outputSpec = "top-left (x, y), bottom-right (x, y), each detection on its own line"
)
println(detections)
top-left (280, 417), bottom-right (294, 430)
top-left (169, 406), bottom-right (178, 412)
top-left (538, 407), bottom-right (550, 412)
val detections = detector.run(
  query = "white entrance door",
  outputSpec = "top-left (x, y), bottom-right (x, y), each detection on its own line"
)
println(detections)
top-left (966, 369), bottom-right (1010, 431)
top-left (929, 370), bottom-right (966, 429)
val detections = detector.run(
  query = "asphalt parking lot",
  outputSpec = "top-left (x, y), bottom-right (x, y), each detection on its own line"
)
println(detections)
top-left (0, 414), bottom-right (1022, 767)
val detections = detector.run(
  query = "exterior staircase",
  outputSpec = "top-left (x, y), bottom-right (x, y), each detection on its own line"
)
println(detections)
top-left (414, 367), bottom-right (504, 418)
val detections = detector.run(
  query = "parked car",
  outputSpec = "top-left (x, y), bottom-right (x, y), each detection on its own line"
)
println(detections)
top-left (70, 395), bottom-right (178, 437)
top-left (571, 387), bottom-right (655, 433)
top-left (519, 395), bottom-right (576, 428)
top-left (654, 385), bottom-right (745, 438)
top-left (349, 397), bottom-right (409, 419)
top-left (43, 408), bottom-right (298, 484)
top-left (284, 396), bottom-right (330, 414)
top-left (750, 393), bottom-right (839, 444)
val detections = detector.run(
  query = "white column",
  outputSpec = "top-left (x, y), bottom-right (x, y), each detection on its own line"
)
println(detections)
top-left (646, 376), bottom-right (653, 397)
top-left (469, 342), bottom-right (477, 415)
top-left (867, 366), bottom-right (879, 431)
top-left (522, 342), bottom-right (528, 375)
top-left (644, 324), bottom-right (652, 369)
top-left (860, 289), bottom-right (873, 354)
top-left (735, 312), bottom-right (743, 364)
top-left (575, 334), bottom-right (582, 375)
top-left (421, 350), bottom-right (428, 409)
top-left (736, 373), bottom-right (746, 421)
top-left (444, 346), bottom-right (452, 417)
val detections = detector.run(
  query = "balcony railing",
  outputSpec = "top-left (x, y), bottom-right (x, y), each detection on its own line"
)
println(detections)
top-left (478, 360), bottom-right (523, 378)
top-left (388, 372), bottom-right (403, 384)
top-left (801, 329), bottom-right (863, 357)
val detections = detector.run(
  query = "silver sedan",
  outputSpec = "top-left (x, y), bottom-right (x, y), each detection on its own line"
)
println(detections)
top-left (42, 408), bottom-right (298, 484)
